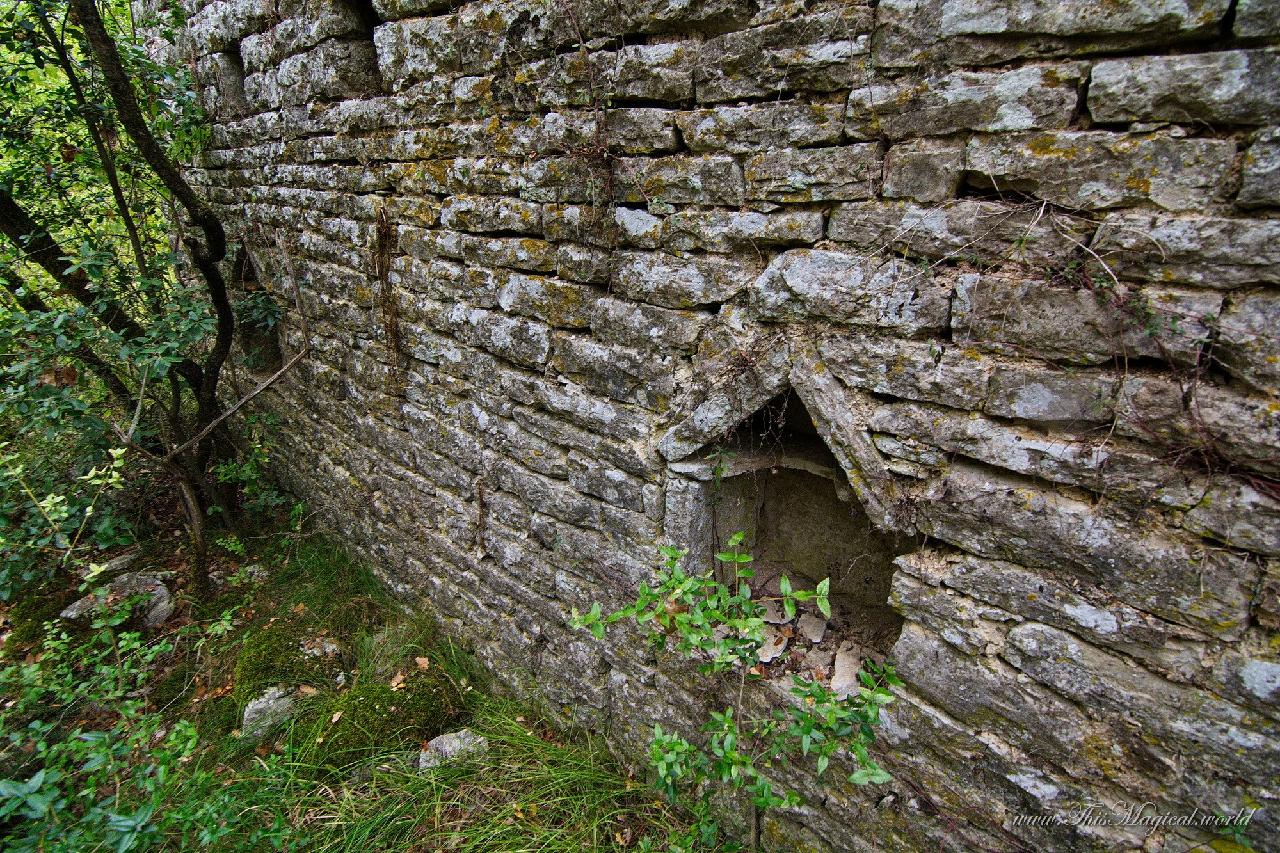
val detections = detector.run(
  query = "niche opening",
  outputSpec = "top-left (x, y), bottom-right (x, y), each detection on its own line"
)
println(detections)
top-left (669, 391), bottom-right (919, 676)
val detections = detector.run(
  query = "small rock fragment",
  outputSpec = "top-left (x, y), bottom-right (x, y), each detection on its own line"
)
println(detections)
top-left (759, 625), bottom-right (789, 663)
top-left (60, 572), bottom-right (174, 628)
top-left (241, 686), bottom-right (298, 738)
top-left (760, 599), bottom-right (787, 624)
top-left (418, 728), bottom-right (489, 771)
top-left (831, 644), bottom-right (861, 699)
top-left (797, 613), bottom-right (828, 644)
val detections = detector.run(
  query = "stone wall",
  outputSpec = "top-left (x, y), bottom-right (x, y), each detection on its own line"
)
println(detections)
top-left (176, 0), bottom-right (1280, 848)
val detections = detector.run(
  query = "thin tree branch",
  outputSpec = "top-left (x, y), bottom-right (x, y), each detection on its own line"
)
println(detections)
top-left (68, 0), bottom-right (235, 426)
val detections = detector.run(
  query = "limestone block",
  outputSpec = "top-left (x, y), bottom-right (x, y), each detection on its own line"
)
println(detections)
top-left (1183, 478), bottom-right (1280, 556)
top-left (847, 64), bottom-right (1082, 139)
top-left (588, 298), bottom-right (707, 352)
top-left (875, 0), bottom-right (1231, 68)
top-left (611, 251), bottom-right (755, 309)
top-left (1091, 213), bottom-right (1280, 287)
top-left (551, 336), bottom-right (676, 411)
top-left (604, 109), bottom-right (680, 154)
top-left (662, 211), bottom-right (824, 253)
top-left (829, 200), bottom-right (1091, 266)
top-left (872, 400), bottom-right (1205, 505)
top-left (1115, 377), bottom-right (1280, 477)
top-left (883, 140), bottom-right (964, 203)
top-left (1003, 623), bottom-right (1280, 783)
top-left (612, 207), bottom-right (663, 249)
top-left (610, 42), bottom-right (695, 101)
top-left (818, 334), bottom-right (993, 410)
top-left (491, 271), bottom-right (596, 329)
top-left (244, 39), bottom-right (379, 110)
top-left (891, 623), bottom-right (1090, 758)
top-left (1090, 49), bottom-right (1280, 126)
top-left (1236, 0), bottom-right (1280, 36)
top-left (952, 273), bottom-right (1221, 366)
top-left (440, 195), bottom-right (541, 234)
top-left (1217, 289), bottom-right (1280, 392)
top-left (696, 10), bottom-right (872, 103)
top-left (984, 364), bottom-right (1118, 425)
top-left (744, 145), bottom-right (882, 202)
top-left (240, 6), bottom-right (367, 72)
top-left (543, 205), bottom-right (617, 248)
top-left (555, 243), bottom-right (611, 284)
top-left (675, 102), bottom-right (845, 154)
top-left (751, 249), bottom-right (951, 333)
top-left (920, 462), bottom-right (1256, 638)
top-left (1239, 128), bottom-right (1280, 208)
top-left (614, 155), bottom-right (743, 206)
top-left (965, 132), bottom-right (1235, 211)
top-left (445, 305), bottom-right (551, 368)
top-left (372, 0), bottom-right (454, 21)
top-left (188, 0), bottom-right (273, 55)
top-left (374, 15), bottom-right (456, 88)
top-left (461, 236), bottom-right (557, 273)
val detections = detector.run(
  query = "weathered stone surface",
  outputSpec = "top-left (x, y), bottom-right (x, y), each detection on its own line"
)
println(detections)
top-left (984, 364), bottom-right (1117, 425)
top-left (418, 728), bottom-right (488, 770)
top-left (241, 686), bottom-right (298, 739)
top-left (440, 195), bottom-right (541, 234)
top-left (61, 572), bottom-right (175, 628)
top-left (675, 102), bottom-right (845, 154)
top-left (1239, 127), bottom-right (1280, 208)
top-left (188, 0), bottom-right (272, 55)
top-left (1090, 49), bottom-right (1280, 126)
top-left (882, 140), bottom-right (964, 203)
top-left (965, 132), bottom-right (1235, 211)
top-left (744, 145), bottom-right (881, 202)
top-left (1236, 0), bottom-right (1280, 37)
top-left (819, 334), bottom-right (993, 410)
top-left (373, 16), bottom-right (456, 88)
top-left (663, 211), bottom-right (824, 253)
top-left (848, 64), bottom-right (1082, 139)
top-left (697, 10), bottom-right (872, 103)
top-left (829, 200), bottom-right (1091, 266)
top-left (920, 462), bottom-right (1257, 638)
top-left (875, 0), bottom-right (1230, 68)
top-left (1217, 289), bottom-right (1280, 391)
top-left (611, 251), bottom-right (754, 309)
top-left (614, 155), bottom-right (743, 206)
top-left (953, 273), bottom-right (1221, 365)
top-left (1092, 213), bottom-right (1280, 287)
top-left (1184, 478), bottom-right (1280, 556)
top-left (1115, 376), bottom-right (1280, 477)
top-left (751, 249), bottom-right (950, 333)
top-left (244, 39), bottom-right (379, 110)
top-left (1002, 623), bottom-right (1280, 784)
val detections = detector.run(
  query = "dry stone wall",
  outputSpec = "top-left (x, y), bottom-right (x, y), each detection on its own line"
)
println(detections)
top-left (176, 0), bottom-right (1280, 848)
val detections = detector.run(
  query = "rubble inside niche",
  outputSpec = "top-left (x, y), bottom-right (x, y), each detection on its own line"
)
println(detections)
top-left (747, 564), bottom-right (898, 689)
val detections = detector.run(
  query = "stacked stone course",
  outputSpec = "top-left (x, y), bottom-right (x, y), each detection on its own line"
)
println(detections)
top-left (175, 0), bottom-right (1280, 848)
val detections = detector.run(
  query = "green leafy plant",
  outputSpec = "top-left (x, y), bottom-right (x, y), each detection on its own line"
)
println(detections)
top-left (572, 533), bottom-right (901, 850)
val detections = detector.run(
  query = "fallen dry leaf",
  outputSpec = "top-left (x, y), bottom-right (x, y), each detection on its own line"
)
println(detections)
top-left (290, 603), bottom-right (307, 614)
top-left (330, 711), bottom-right (343, 723)
top-left (298, 685), bottom-right (318, 697)
top-left (414, 656), bottom-right (430, 670)
top-left (389, 672), bottom-right (407, 691)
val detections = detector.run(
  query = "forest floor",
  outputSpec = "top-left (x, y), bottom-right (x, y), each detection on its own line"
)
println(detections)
top-left (0, 526), bottom-right (687, 851)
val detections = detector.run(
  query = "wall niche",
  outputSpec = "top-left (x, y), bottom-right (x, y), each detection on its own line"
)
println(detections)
top-left (668, 391), bottom-right (919, 674)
